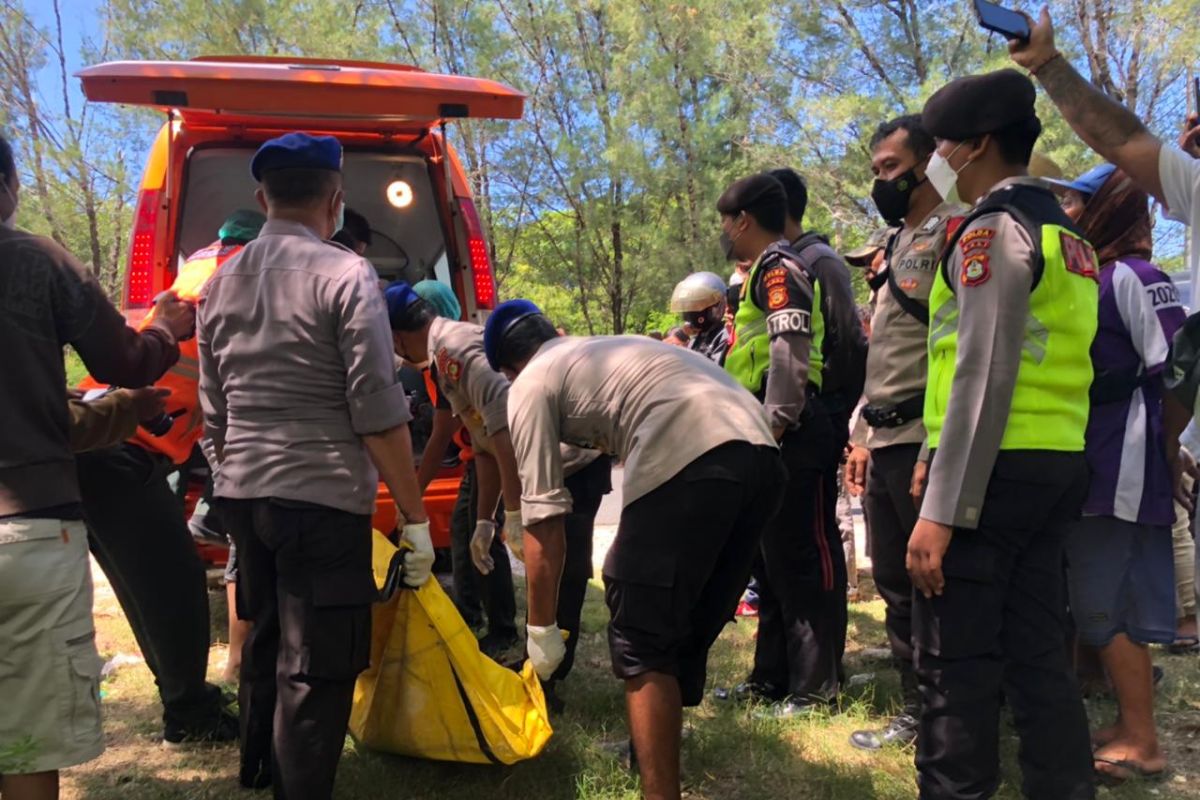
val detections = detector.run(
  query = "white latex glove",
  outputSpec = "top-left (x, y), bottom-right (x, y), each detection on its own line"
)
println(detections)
top-left (503, 508), bottom-right (525, 562)
top-left (471, 520), bottom-right (497, 575)
top-left (400, 521), bottom-right (434, 587)
top-left (526, 624), bottom-right (566, 681)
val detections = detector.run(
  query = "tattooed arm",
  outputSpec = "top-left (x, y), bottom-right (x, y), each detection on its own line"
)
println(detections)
top-left (1010, 8), bottom-right (1165, 203)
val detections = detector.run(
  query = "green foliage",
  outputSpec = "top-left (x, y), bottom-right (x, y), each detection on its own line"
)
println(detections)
top-left (5, 0), bottom-right (1194, 319)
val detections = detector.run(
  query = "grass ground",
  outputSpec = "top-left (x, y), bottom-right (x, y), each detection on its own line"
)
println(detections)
top-left (65, 565), bottom-right (1200, 800)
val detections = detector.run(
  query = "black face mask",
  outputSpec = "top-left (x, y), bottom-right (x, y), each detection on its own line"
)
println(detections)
top-left (871, 168), bottom-right (925, 226)
top-left (719, 230), bottom-right (736, 262)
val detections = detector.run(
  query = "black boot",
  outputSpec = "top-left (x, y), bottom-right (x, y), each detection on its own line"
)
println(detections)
top-left (849, 712), bottom-right (919, 751)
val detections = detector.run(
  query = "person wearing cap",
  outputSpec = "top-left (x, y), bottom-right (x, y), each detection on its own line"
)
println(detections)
top-left (905, 71), bottom-right (1099, 798)
top-left (844, 114), bottom-right (967, 754)
top-left (718, 173), bottom-right (847, 716)
top-left (198, 132), bottom-right (431, 797)
top-left (386, 283), bottom-right (612, 701)
top-left (72, 208), bottom-right (266, 746)
top-left (669, 271), bottom-right (730, 364)
top-left (412, 278), bottom-right (462, 321)
top-left (1050, 164), bottom-right (1185, 783)
top-left (483, 299), bottom-right (783, 800)
top-left (844, 226), bottom-right (893, 281)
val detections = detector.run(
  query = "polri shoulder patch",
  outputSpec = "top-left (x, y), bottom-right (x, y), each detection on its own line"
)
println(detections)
top-left (959, 228), bottom-right (995, 254)
top-left (961, 252), bottom-right (991, 287)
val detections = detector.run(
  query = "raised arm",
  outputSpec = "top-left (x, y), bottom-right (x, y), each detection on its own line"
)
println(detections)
top-left (1010, 8), bottom-right (1164, 203)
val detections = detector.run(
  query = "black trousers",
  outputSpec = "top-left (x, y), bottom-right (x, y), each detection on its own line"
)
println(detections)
top-left (448, 460), bottom-right (517, 637)
top-left (750, 403), bottom-right (848, 701)
top-left (553, 455), bottom-right (613, 681)
top-left (914, 451), bottom-right (1094, 800)
top-left (75, 443), bottom-right (218, 728)
top-left (864, 442), bottom-right (922, 713)
top-left (221, 498), bottom-right (376, 800)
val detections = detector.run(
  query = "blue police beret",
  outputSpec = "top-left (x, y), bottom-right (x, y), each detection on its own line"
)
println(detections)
top-left (250, 132), bottom-right (343, 181)
top-left (384, 281), bottom-right (423, 330)
top-left (483, 298), bottom-right (543, 371)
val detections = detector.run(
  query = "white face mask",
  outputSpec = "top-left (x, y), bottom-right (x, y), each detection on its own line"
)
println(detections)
top-left (1, 181), bottom-right (16, 229)
top-left (926, 143), bottom-right (967, 206)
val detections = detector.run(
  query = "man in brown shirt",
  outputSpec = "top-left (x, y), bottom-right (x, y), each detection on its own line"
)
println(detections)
top-left (0, 132), bottom-right (192, 800)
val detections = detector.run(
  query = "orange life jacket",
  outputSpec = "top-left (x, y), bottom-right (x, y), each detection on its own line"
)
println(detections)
top-left (422, 368), bottom-right (473, 462)
top-left (80, 242), bottom-right (244, 464)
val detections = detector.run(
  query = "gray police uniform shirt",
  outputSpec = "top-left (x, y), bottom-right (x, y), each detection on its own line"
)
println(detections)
top-left (921, 178), bottom-right (1042, 530)
top-left (856, 202), bottom-right (965, 450)
top-left (507, 335), bottom-right (776, 526)
top-left (428, 316), bottom-right (600, 476)
top-left (198, 219), bottom-right (410, 516)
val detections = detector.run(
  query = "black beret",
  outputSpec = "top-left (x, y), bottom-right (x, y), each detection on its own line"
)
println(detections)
top-left (716, 173), bottom-right (786, 216)
top-left (922, 69), bottom-right (1037, 141)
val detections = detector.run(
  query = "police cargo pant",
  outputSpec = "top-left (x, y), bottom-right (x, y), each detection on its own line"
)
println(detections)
top-left (552, 454), bottom-right (614, 682)
top-left (913, 451), bottom-right (1094, 800)
top-left (449, 460), bottom-right (517, 638)
top-left (864, 442), bottom-right (922, 714)
top-left (220, 498), bottom-right (376, 800)
top-left (750, 401), bottom-right (848, 702)
top-left (75, 443), bottom-right (220, 731)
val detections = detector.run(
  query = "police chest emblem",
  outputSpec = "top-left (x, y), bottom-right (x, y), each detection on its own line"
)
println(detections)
top-left (899, 278), bottom-right (919, 291)
top-left (921, 215), bottom-right (942, 233)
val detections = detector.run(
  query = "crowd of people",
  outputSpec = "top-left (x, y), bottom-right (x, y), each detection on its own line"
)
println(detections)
top-left (2, 9), bottom-right (1200, 800)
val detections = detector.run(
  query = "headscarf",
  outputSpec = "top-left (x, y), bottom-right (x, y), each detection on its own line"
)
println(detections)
top-left (1077, 167), bottom-right (1153, 267)
top-left (413, 279), bottom-right (462, 320)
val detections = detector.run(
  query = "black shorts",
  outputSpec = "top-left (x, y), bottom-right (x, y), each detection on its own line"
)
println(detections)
top-left (603, 441), bottom-right (785, 706)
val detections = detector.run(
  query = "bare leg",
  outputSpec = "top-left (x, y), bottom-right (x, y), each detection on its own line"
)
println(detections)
top-left (1094, 634), bottom-right (1167, 778)
top-left (625, 672), bottom-right (682, 800)
top-left (1, 770), bottom-right (59, 800)
top-left (223, 581), bottom-right (251, 684)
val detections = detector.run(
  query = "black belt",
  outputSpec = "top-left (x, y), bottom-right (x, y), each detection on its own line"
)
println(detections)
top-left (862, 395), bottom-right (924, 429)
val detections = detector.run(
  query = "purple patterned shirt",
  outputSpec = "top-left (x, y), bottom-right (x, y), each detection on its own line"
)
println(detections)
top-left (1083, 257), bottom-right (1186, 525)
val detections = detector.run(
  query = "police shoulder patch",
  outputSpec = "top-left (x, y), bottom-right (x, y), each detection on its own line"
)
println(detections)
top-left (767, 309), bottom-right (812, 336)
top-left (767, 285), bottom-right (789, 310)
top-left (763, 266), bottom-right (788, 288)
top-left (961, 252), bottom-right (990, 287)
top-left (435, 347), bottom-right (463, 384)
top-left (959, 228), bottom-right (996, 254)
top-left (1059, 232), bottom-right (1099, 282)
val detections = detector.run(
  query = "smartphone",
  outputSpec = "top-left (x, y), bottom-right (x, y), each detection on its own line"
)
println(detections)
top-left (1193, 77), bottom-right (1200, 119)
top-left (974, 0), bottom-right (1031, 42)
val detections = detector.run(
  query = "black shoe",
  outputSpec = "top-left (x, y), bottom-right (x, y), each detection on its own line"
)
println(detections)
top-left (849, 713), bottom-right (919, 751)
top-left (239, 756), bottom-right (272, 790)
top-left (479, 630), bottom-right (520, 660)
top-left (713, 680), bottom-right (786, 704)
top-left (541, 679), bottom-right (566, 715)
top-left (163, 705), bottom-right (239, 747)
top-left (754, 697), bottom-right (829, 720)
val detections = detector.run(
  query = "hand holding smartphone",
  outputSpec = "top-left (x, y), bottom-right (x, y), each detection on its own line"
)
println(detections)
top-left (974, 0), bottom-right (1031, 42)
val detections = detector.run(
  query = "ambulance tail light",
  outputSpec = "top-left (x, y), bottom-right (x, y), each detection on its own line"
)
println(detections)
top-left (458, 197), bottom-right (495, 310)
top-left (126, 188), bottom-right (162, 309)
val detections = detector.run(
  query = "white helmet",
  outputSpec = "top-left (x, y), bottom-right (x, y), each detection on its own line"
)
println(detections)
top-left (670, 271), bottom-right (728, 314)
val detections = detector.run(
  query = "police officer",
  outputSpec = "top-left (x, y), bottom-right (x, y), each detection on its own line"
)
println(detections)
top-left (845, 115), bottom-right (966, 753)
top-left (482, 300), bottom-right (783, 800)
top-left (385, 283), bottom-right (612, 703)
top-left (669, 271), bottom-right (730, 365)
top-left (906, 71), bottom-right (1097, 799)
top-left (199, 133), bottom-right (432, 798)
top-left (74, 209), bottom-right (265, 744)
top-left (720, 173), bottom-right (847, 715)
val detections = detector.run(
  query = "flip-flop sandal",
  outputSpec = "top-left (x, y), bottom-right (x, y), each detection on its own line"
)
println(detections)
top-left (1167, 636), bottom-right (1200, 655)
top-left (1093, 756), bottom-right (1168, 786)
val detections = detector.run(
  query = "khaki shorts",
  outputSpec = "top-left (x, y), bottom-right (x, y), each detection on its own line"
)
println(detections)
top-left (0, 519), bottom-right (104, 774)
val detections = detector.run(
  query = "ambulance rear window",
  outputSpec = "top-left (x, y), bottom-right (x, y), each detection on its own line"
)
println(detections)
top-left (175, 148), bottom-right (447, 286)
